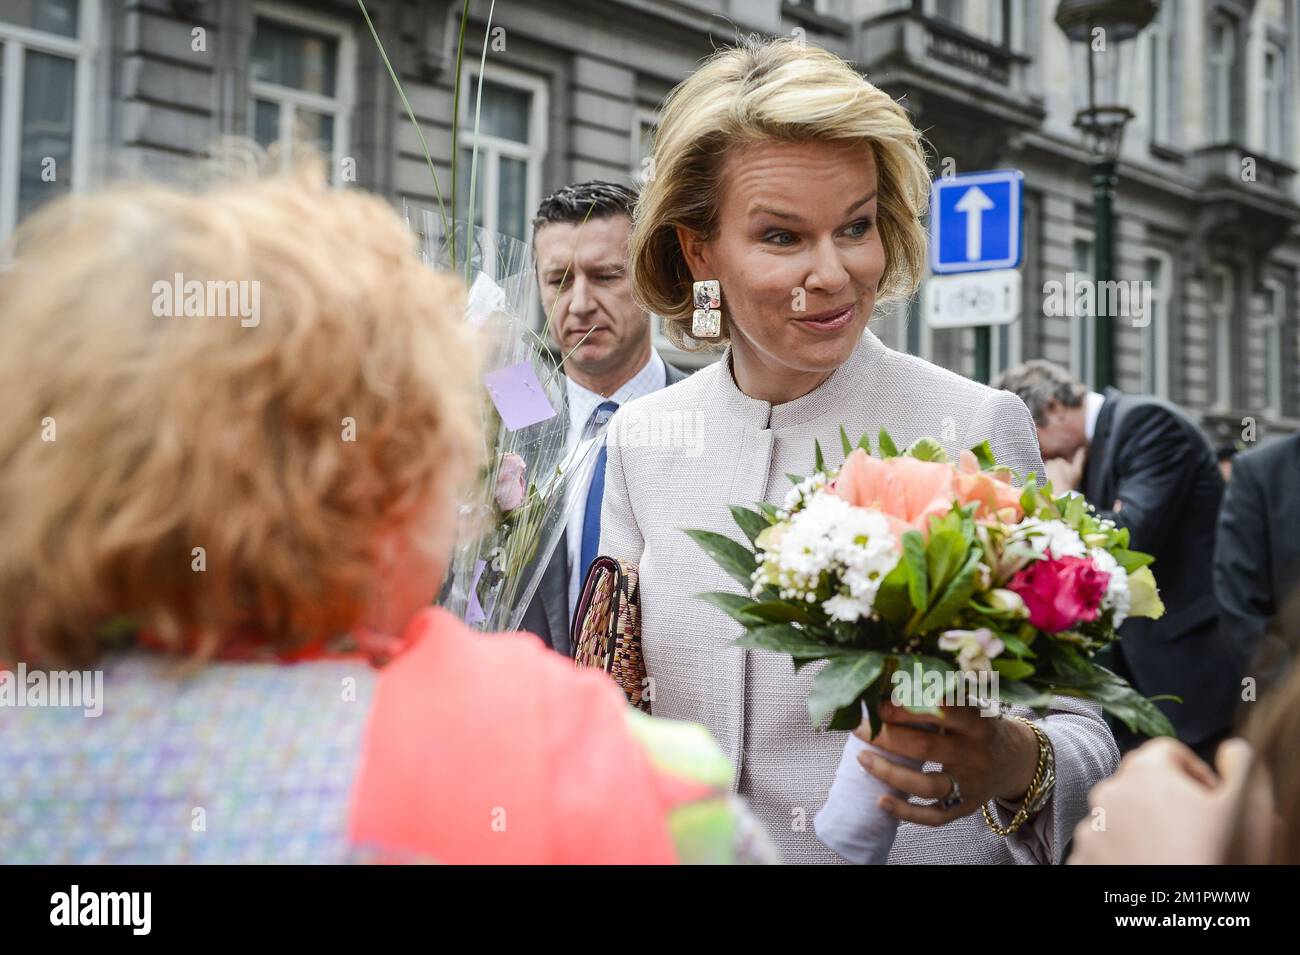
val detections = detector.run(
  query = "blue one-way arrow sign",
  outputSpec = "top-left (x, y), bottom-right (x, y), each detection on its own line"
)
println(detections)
top-left (930, 170), bottom-right (1023, 274)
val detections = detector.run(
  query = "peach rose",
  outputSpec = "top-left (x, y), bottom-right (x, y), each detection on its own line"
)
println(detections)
top-left (829, 449), bottom-right (956, 536)
top-left (953, 449), bottom-right (1024, 522)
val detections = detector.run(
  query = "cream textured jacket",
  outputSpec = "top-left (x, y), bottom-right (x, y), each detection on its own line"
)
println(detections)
top-left (600, 329), bottom-right (1120, 864)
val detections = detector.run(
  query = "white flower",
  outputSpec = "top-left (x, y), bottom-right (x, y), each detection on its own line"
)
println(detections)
top-left (1089, 547), bottom-right (1130, 628)
top-left (1014, 517), bottom-right (1087, 559)
top-left (987, 588), bottom-right (1027, 616)
top-left (752, 490), bottom-right (899, 621)
top-left (825, 595), bottom-right (868, 622)
top-left (938, 628), bottom-right (1005, 672)
top-left (778, 472), bottom-right (828, 518)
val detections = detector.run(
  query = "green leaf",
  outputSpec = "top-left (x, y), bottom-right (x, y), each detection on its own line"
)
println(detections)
top-left (1113, 549), bottom-right (1155, 572)
top-left (915, 548), bottom-right (983, 633)
top-left (906, 436), bottom-right (947, 462)
top-left (916, 653), bottom-right (958, 672)
top-left (682, 529), bottom-right (757, 590)
top-left (839, 425), bottom-right (853, 459)
top-left (901, 531), bottom-right (928, 610)
top-left (881, 654), bottom-right (935, 714)
top-left (878, 429), bottom-right (900, 458)
top-left (1079, 682), bottom-right (1178, 738)
top-left (729, 505), bottom-right (769, 548)
top-left (828, 702), bottom-right (864, 732)
top-left (732, 624), bottom-right (839, 660)
top-left (969, 439), bottom-right (996, 471)
top-left (696, 592), bottom-right (762, 625)
top-left (808, 652), bottom-right (885, 725)
top-left (991, 658), bottom-right (1036, 681)
top-left (1020, 474), bottom-right (1040, 517)
top-left (998, 632), bottom-right (1035, 658)
top-left (857, 432), bottom-right (873, 454)
top-left (785, 473), bottom-right (806, 488)
top-left (993, 680), bottom-right (1057, 710)
top-left (925, 528), bottom-right (970, 593)
top-left (813, 439), bottom-right (826, 474)
top-left (872, 560), bottom-right (913, 623)
top-left (757, 501), bottom-right (782, 522)
top-left (741, 601), bottom-right (814, 625)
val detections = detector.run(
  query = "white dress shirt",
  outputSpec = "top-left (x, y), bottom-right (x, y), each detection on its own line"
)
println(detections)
top-left (1084, 390), bottom-right (1106, 443)
top-left (563, 350), bottom-right (667, 619)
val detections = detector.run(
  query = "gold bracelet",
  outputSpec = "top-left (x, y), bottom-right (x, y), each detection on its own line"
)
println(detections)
top-left (982, 715), bottom-right (1055, 837)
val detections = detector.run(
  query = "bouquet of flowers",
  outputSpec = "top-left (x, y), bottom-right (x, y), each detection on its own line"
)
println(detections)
top-left (362, 0), bottom-right (603, 631)
top-left (686, 428), bottom-right (1175, 740)
top-left (409, 211), bottom-right (599, 632)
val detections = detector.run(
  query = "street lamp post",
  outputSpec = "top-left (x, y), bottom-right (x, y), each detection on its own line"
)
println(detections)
top-left (1054, 0), bottom-right (1158, 390)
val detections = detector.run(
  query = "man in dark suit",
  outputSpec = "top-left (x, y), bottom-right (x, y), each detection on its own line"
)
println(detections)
top-left (1214, 432), bottom-right (1300, 700)
top-left (520, 181), bottom-right (689, 655)
top-left (995, 361), bottom-right (1239, 760)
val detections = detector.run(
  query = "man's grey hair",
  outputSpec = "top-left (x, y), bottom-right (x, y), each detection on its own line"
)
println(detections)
top-left (991, 360), bottom-right (1088, 426)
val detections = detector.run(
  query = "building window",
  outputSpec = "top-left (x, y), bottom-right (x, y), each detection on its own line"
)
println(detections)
top-left (456, 68), bottom-right (547, 242)
top-left (931, 0), bottom-right (964, 27)
top-left (1146, 2), bottom-right (1177, 145)
top-left (1141, 252), bottom-right (1172, 398)
top-left (1260, 277), bottom-right (1285, 416)
top-left (983, 0), bottom-right (1025, 48)
top-left (0, 0), bottom-right (96, 238)
top-left (790, 0), bottom-right (839, 12)
top-left (631, 109), bottom-right (657, 187)
top-left (1263, 41), bottom-right (1288, 158)
top-left (1209, 264), bottom-right (1234, 409)
top-left (249, 6), bottom-right (355, 180)
top-left (1071, 236), bottom-right (1096, 387)
top-left (1207, 13), bottom-right (1236, 143)
top-left (991, 318), bottom-right (1021, 380)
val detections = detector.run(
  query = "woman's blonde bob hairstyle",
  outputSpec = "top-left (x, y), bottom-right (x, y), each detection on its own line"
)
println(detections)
top-left (0, 160), bottom-right (481, 666)
top-left (631, 36), bottom-right (931, 349)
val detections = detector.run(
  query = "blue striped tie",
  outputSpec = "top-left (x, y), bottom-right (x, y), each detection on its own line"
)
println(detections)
top-left (579, 400), bottom-right (619, 582)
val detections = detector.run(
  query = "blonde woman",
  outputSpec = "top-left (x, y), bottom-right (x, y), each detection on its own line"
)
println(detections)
top-left (0, 165), bottom-right (775, 864)
top-left (601, 38), bottom-right (1120, 863)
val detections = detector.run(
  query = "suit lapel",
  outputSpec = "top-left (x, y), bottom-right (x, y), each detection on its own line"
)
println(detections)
top-left (539, 531), bottom-right (572, 656)
top-left (1084, 389), bottom-right (1120, 505)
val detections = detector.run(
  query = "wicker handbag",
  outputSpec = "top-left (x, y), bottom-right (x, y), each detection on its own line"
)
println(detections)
top-left (571, 556), bottom-right (650, 713)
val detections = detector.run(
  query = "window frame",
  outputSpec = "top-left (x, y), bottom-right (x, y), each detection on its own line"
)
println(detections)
top-left (1209, 263), bottom-right (1235, 411)
top-left (630, 106), bottom-right (657, 187)
top-left (1260, 276), bottom-right (1285, 417)
top-left (1069, 230), bottom-right (1096, 389)
top-left (456, 61), bottom-right (548, 243)
top-left (1207, 11), bottom-right (1238, 143)
top-left (248, 1), bottom-right (356, 183)
top-left (1262, 39), bottom-right (1288, 158)
top-left (928, 0), bottom-right (965, 28)
top-left (0, 0), bottom-right (98, 238)
top-left (1141, 250), bottom-right (1173, 399)
top-left (989, 312), bottom-right (1023, 380)
top-left (1146, 1), bottom-right (1177, 147)
top-left (977, 0), bottom-right (1026, 49)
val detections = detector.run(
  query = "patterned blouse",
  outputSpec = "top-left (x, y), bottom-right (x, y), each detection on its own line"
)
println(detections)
top-left (0, 610), bottom-right (778, 864)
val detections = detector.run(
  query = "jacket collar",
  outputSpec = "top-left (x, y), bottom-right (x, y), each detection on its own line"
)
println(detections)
top-left (713, 329), bottom-right (888, 431)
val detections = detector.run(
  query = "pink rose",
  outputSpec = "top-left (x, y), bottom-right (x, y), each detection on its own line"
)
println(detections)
top-left (1007, 553), bottom-right (1110, 633)
top-left (494, 453), bottom-right (527, 513)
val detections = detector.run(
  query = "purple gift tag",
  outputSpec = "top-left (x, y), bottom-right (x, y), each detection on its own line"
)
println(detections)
top-left (465, 559), bottom-right (487, 626)
top-left (484, 361), bottom-right (557, 432)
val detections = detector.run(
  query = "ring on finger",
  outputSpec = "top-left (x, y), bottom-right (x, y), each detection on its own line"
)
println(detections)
top-left (939, 773), bottom-right (963, 810)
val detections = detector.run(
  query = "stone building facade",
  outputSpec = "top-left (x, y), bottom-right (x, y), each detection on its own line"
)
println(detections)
top-left (2, 0), bottom-right (1296, 438)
